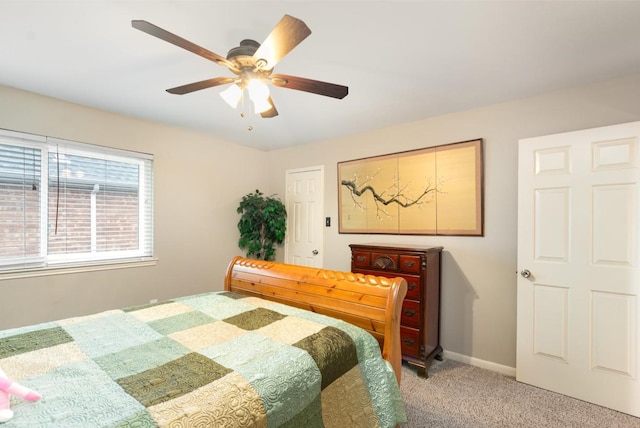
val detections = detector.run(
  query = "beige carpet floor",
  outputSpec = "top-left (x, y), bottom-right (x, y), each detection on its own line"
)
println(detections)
top-left (400, 358), bottom-right (640, 427)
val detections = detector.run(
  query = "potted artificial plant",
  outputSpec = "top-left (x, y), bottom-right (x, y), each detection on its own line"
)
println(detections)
top-left (236, 189), bottom-right (287, 261)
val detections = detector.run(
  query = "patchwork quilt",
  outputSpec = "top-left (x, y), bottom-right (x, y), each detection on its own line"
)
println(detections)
top-left (0, 291), bottom-right (406, 427)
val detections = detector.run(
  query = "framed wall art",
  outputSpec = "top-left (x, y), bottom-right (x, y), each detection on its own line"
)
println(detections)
top-left (338, 138), bottom-right (484, 236)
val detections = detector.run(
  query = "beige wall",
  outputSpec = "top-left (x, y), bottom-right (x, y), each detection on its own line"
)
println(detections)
top-left (0, 85), bottom-right (269, 330)
top-left (267, 73), bottom-right (640, 368)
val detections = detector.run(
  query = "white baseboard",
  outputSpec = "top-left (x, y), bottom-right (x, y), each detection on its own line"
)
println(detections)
top-left (442, 350), bottom-right (516, 377)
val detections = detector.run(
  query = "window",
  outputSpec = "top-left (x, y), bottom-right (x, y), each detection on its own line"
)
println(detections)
top-left (0, 129), bottom-right (153, 273)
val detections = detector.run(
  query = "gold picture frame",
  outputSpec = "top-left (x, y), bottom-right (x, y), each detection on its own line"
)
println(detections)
top-left (338, 138), bottom-right (484, 236)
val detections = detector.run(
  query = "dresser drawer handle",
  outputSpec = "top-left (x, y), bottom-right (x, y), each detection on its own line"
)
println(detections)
top-left (407, 283), bottom-right (416, 290)
top-left (403, 260), bottom-right (416, 268)
top-left (356, 255), bottom-right (367, 262)
top-left (402, 338), bottom-right (415, 346)
top-left (403, 308), bottom-right (416, 317)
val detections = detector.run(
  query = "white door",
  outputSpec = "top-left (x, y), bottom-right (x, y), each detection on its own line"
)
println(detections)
top-left (516, 121), bottom-right (640, 417)
top-left (284, 166), bottom-right (324, 267)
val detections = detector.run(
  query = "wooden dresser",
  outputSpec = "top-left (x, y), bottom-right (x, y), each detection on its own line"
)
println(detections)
top-left (349, 243), bottom-right (443, 376)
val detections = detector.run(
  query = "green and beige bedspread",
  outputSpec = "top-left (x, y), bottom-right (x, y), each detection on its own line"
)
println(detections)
top-left (0, 291), bottom-right (406, 427)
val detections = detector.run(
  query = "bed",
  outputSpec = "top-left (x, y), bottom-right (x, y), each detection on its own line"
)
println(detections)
top-left (0, 256), bottom-right (408, 427)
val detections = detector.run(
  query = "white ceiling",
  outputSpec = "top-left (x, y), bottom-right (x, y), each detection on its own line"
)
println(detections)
top-left (2, 1), bottom-right (640, 151)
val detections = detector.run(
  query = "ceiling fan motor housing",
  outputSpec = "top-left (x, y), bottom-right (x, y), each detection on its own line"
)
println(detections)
top-left (226, 39), bottom-right (262, 69)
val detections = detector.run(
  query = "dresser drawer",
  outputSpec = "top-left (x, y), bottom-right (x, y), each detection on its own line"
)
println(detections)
top-left (400, 326), bottom-right (420, 358)
top-left (399, 255), bottom-right (421, 273)
top-left (371, 252), bottom-right (399, 271)
top-left (401, 300), bottom-right (421, 328)
top-left (395, 274), bottom-right (421, 301)
top-left (352, 251), bottom-right (370, 268)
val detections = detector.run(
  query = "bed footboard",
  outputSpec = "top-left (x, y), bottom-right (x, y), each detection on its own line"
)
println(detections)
top-left (225, 256), bottom-right (408, 383)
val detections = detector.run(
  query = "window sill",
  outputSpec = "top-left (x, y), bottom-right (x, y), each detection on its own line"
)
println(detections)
top-left (0, 258), bottom-right (159, 281)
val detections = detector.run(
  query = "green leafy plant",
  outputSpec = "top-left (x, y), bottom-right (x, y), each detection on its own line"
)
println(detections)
top-left (236, 189), bottom-right (287, 261)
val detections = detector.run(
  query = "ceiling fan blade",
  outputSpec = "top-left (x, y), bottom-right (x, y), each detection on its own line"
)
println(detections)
top-left (271, 74), bottom-right (348, 99)
top-left (252, 15), bottom-right (311, 70)
top-left (260, 97), bottom-right (279, 118)
top-left (166, 77), bottom-right (236, 95)
top-left (132, 20), bottom-right (234, 69)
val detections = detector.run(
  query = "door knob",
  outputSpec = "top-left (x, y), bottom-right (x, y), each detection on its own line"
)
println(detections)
top-left (520, 269), bottom-right (531, 278)
top-left (312, 249), bottom-right (319, 255)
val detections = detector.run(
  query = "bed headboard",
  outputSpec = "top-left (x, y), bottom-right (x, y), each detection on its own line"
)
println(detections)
top-left (225, 256), bottom-right (408, 382)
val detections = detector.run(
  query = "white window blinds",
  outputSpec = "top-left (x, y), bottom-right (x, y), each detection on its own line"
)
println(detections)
top-left (0, 137), bottom-right (44, 267)
top-left (0, 129), bottom-right (153, 271)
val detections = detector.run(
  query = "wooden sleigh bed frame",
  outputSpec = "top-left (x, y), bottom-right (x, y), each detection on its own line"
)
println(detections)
top-left (225, 256), bottom-right (408, 382)
top-left (0, 257), bottom-right (409, 427)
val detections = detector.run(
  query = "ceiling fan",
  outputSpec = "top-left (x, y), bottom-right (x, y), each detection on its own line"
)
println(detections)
top-left (131, 15), bottom-right (349, 118)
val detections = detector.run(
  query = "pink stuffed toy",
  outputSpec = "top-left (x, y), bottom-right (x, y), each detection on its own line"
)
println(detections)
top-left (0, 367), bottom-right (41, 423)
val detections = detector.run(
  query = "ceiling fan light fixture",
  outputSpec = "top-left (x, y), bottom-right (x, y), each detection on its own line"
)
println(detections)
top-left (220, 84), bottom-right (243, 108)
top-left (247, 79), bottom-right (271, 114)
top-left (252, 97), bottom-right (272, 114)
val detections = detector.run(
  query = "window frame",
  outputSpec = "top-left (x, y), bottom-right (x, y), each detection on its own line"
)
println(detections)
top-left (0, 129), bottom-right (156, 279)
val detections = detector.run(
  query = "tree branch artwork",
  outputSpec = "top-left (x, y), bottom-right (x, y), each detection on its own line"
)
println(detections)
top-left (338, 139), bottom-right (483, 235)
top-left (341, 169), bottom-right (440, 220)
